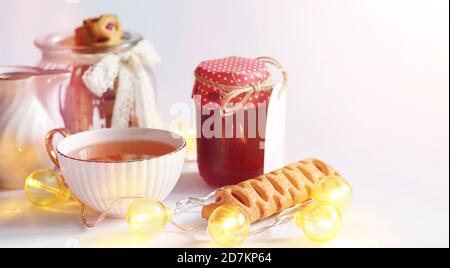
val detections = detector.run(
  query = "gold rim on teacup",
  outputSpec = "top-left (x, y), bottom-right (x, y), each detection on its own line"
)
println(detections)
top-left (45, 128), bottom-right (187, 166)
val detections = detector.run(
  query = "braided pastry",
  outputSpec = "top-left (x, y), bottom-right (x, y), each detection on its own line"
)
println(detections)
top-left (202, 158), bottom-right (340, 223)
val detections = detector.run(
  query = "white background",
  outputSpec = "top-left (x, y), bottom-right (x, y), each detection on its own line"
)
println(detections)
top-left (0, 0), bottom-right (448, 248)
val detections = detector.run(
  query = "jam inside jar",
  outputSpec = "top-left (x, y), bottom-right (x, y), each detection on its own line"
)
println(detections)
top-left (193, 56), bottom-right (286, 187)
top-left (196, 96), bottom-right (271, 187)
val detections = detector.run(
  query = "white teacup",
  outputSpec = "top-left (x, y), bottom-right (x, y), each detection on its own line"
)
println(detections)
top-left (45, 128), bottom-right (186, 217)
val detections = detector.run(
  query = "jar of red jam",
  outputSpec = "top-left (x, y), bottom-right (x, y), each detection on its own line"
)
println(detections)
top-left (192, 56), bottom-right (288, 187)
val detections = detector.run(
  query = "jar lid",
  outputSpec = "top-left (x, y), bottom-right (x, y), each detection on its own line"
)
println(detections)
top-left (195, 56), bottom-right (270, 87)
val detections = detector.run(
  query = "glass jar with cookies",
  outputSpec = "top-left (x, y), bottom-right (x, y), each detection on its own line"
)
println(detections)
top-left (35, 14), bottom-right (162, 133)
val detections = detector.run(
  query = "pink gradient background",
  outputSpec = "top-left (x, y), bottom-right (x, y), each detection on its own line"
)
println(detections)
top-left (0, 0), bottom-right (448, 247)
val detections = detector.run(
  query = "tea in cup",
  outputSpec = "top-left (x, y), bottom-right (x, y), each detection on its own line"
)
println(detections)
top-left (45, 128), bottom-right (186, 217)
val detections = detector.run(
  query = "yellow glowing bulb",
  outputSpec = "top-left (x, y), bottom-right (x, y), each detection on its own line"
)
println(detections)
top-left (295, 201), bottom-right (343, 243)
top-left (170, 120), bottom-right (197, 161)
top-left (24, 169), bottom-right (71, 207)
top-left (207, 205), bottom-right (250, 248)
top-left (126, 198), bottom-right (172, 239)
top-left (314, 176), bottom-right (353, 211)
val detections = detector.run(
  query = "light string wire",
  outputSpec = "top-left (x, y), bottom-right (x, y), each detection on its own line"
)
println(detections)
top-left (80, 191), bottom-right (219, 229)
top-left (81, 196), bottom-right (142, 228)
top-left (250, 199), bottom-right (313, 236)
top-left (169, 190), bottom-right (218, 232)
top-left (80, 190), bottom-right (312, 237)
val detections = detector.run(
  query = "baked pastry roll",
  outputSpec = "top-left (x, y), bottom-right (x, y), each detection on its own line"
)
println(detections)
top-left (202, 158), bottom-right (340, 223)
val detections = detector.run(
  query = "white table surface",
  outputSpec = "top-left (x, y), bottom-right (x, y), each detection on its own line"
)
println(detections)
top-left (0, 161), bottom-right (448, 248)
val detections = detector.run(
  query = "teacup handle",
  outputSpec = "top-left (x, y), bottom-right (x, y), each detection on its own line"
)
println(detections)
top-left (45, 128), bottom-right (70, 168)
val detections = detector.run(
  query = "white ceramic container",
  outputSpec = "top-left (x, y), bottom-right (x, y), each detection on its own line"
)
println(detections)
top-left (46, 128), bottom-right (186, 217)
top-left (0, 66), bottom-right (69, 189)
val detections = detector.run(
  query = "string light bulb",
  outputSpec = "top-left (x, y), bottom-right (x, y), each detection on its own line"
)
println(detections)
top-left (314, 176), bottom-right (353, 211)
top-left (207, 205), bottom-right (250, 247)
top-left (24, 169), bottom-right (71, 207)
top-left (294, 201), bottom-right (342, 242)
top-left (126, 198), bottom-right (173, 239)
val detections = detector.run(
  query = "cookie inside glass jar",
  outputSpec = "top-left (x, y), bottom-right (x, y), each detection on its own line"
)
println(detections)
top-left (75, 14), bottom-right (123, 47)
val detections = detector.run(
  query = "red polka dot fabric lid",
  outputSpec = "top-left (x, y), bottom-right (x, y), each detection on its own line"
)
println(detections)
top-left (193, 56), bottom-right (275, 108)
top-left (195, 56), bottom-right (270, 87)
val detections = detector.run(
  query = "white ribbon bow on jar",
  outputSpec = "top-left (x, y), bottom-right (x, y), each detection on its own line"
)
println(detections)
top-left (82, 40), bottom-right (163, 128)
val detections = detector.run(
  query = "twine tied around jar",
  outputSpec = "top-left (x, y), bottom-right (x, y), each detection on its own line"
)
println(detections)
top-left (194, 57), bottom-right (288, 115)
top-left (82, 40), bottom-right (163, 128)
